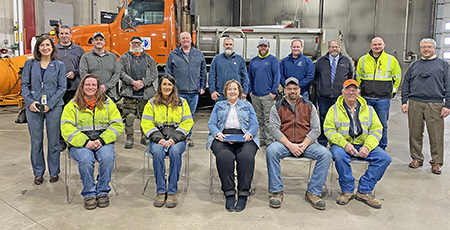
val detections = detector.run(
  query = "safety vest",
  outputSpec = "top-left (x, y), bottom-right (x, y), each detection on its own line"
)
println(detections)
top-left (323, 95), bottom-right (382, 151)
top-left (61, 98), bottom-right (124, 147)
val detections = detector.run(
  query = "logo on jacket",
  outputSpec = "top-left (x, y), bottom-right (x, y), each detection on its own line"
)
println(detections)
top-left (297, 61), bottom-right (303, 67)
top-left (234, 62), bottom-right (236, 65)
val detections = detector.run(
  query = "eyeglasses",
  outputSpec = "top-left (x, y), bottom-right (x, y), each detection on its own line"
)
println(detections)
top-left (420, 46), bottom-right (434, 49)
top-left (131, 42), bottom-right (142, 45)
top-left (343, 88), bottom-right (359, 93)
top-left (329, 46), bottom-right (340, 49)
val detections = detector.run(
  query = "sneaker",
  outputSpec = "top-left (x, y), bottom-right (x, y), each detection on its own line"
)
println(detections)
top-left (269, 191), bottom-right (283, 208)
top-left (84, 197), bottom-right (97, 210)
top-left (355, 191), bottom-right (381, 209)
top-left (124, 134), bottom-right (134, 149)
top-left (225, 195), bottom-right (235, 212)
top-left (260, 141), bottom-right (266, 148)
top-left (97, 194), bottom-right (109, 208)
top-left (188, 139), bottom-right (194, 147)
top-left (336, 192), bottom-right (354, 205)
top-left (140, 137), bottom-right (149, 146)
top-left (166, 194), bottom-right (178, 208)
top-left (154, 193), bottom-right (166, 207)
top-left (234, 196), bottom-right (248, 212)
top-left (305, 191), bottom-right (326, 210)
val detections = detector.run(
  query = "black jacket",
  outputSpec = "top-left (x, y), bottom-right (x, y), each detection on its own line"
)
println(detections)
top-left (314, 53), bottom-right (354, 98)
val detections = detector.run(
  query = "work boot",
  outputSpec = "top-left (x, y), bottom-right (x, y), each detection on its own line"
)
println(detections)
top-left (305, 191), bottom-right (326, 210)
top-left (269, 191), bottom-right (283, 208)
top-left (166, 194), bottom-right (178, 208)
top-left (154, 193), bottom-right (166, 207)
top-left (188, 139), bottom-right (194, 147)
top-left (140, 133), bottom-right (149, 146)
top-left (97, 194), bottom-right (110, 208)
top-left (60, 140), bottom-right (67, 152)
top-left (336, 192), bottom-right (354, 205)
top-left (84, 197), bottom-right (97, 210)
top-left (124, 134), bottom-right (134, 149)
top-left (355, 191), bottom-right (381, 209)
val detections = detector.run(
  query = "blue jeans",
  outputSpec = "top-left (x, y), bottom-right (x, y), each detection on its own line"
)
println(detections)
top-left (148, 140), bottom-right (186, 194)
top-left (179, 93), bottom-right (199, 139)
top-left (331, 144), bottom-right (391, 194)
top-left (266, 142), bottom-right (332, 196)
top-left (317, 96), bottom-right (338, 147)
top-left (70, 144), bottom-right (115, 198)
top-left (365, 98), bottom-right (390, 150)
top-left (26, 106), bottom-right (62, 177)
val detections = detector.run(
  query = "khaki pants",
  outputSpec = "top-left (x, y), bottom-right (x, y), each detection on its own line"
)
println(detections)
top-left (408, 99), bottom-right (444, 166)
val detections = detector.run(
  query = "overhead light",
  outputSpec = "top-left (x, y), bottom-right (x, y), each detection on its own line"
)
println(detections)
top-left (443, 51), bottom-right (450, 60)
top-left (445, 37), bottom-right (450, 45)
top-left (446, 22), bottom-right (450, 31)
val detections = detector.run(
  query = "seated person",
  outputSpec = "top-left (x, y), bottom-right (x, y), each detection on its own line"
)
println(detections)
top-left (206, 80), bottom-right (259, 212)
top-left (141, 75), bottom-right (193, 208)
top-left (61, 74), bottom-right (124, 210)
top-left (324, 79), bottom-right (391, 209)
top-left (266, 77), bottom-right (332, 210)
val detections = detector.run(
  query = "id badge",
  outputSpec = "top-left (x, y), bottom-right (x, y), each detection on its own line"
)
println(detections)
top-left (377, 69), bottom-right (382, 75)
top-left (41, 95), bottom-right (47, 105)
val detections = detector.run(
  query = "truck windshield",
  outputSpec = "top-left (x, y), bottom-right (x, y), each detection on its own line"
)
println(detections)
top-left (122, 0), bottom-right (165, 29)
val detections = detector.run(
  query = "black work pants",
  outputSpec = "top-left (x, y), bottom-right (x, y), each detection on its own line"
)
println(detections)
top-left (211, 138), bottom-right (258, 197)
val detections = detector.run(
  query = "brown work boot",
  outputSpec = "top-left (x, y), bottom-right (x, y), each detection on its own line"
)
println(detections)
top-left (84, 196), bottom-right (97, 210)
top-left (154, 193), bottom-right (166, 207)
top-left (269, 191), bottom-right (283, 208)
top-left (355, 191), bottom-right (381, 209)
top-left (124, 134), bottom-right (134, 149)
top-left (140, 133), bottom-right (149, 146)
top-left (336, 192), bottom-right (354, 205)
top-left (305, 191), bottom-right (326, 210)
top-left (166, 194), bottom-right (178, 208)
top-left (97, 194), bottom-right (109, 208)
top-left (408, 160), bottom-right (423, 169)
top-left (431, 164), bottom-right (442, 175)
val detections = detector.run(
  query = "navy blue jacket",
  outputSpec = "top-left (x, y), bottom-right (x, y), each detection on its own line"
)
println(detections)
top-left (208, 52), bottom-right (249, 100)
top-left (165, 47), bottom-right (207, 94)
top-left (248, 54), bottom-right (280, 96)
top-left (279, 54), bottom-right (314, 95)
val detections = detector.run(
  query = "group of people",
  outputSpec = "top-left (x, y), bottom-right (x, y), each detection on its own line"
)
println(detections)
top-left (20, 26), bottom-right (449, 212)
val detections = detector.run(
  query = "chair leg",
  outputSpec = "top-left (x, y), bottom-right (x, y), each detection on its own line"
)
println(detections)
top-left (142, 154), bottom-right (151, 195)
top-left (111, 156), bottom-right (118, 195)
top-left (65, 150), bottom-right (70, 203)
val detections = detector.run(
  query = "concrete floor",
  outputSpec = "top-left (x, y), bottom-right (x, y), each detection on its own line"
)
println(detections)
top-left (1, 96), bottom-right (450, 230)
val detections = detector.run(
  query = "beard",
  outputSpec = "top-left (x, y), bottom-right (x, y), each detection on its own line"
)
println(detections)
top-left (224, 48), bottom-right (234, 55)
top-left (130, 46), bottom-right (143, 53)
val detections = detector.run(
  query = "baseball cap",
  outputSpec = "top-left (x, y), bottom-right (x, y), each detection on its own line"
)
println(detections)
top-left (92, 32), bottom-right (105, 40)
top-left (131, 36), bottom-right (142, 42)
top-left (343, 79), bottom-right (359, 89)
top-left (258, 38), bottom-right (270, 47)
top-left (285, 77), bottom-right (299, 86)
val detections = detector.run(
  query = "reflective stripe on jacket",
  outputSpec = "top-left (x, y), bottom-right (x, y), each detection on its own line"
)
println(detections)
top-left (141, 97), bottom-right (194, 143)
top-left (356, 51), bottom-right (401, 98)
top-left (323, 95), bottom-right (382, 151)
top-left (61, 98), bottom-right (124, 147)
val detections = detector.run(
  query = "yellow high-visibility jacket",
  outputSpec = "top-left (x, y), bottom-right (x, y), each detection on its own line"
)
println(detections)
top-left (323, 95), bottom-right (382, 151)
top-left (141, 97), bottom-right (193, 143)
top-left (356, 50), bottom-right (401, 99)
top-left (61, 98), bottom-right (124, 147)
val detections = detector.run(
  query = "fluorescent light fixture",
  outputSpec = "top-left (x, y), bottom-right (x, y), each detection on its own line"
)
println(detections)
top-left (445, 37), bottom-right (450, 45)
top-left (443, 51), bottom-right (450, 59)
top-left (446, 22), bottom-right (450, 30)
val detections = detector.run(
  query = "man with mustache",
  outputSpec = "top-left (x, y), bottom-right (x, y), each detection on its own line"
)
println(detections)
top-left (208, 38), bottom-right (249, 101)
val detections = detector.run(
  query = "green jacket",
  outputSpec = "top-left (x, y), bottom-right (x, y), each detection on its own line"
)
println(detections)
top-left (323, 95), bottom-right (382, 151)
top-left (141, 97), bottom-right (193, 144)
top-left (61, 98), bottom-right (124, 147)
top-left (119, 51), bottom-right (158, 100)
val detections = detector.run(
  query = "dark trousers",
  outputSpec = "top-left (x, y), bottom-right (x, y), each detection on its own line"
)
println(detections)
top-left (211, 138), bottom-right (258, 197)
top-left (317, 96), bottom-right (338, 147)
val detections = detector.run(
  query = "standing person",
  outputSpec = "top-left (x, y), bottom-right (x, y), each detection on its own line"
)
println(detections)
top-left (279, 39), bottom-right (315, 99)
top-left (248, 38), bottom-right (280, 147)
top-left (141, 75), bottom-right (194, 208)
top-left (165, 32), bottom-right (206, 147)
top-left (79, 32), bottom-right (121, 101)
top-left (61, 74), bottom-right (124, 210)
top-left (401, 38), bottom-right (450, 174)
top-left (208, 38), bottom-right (249, 101)
top-left (314, 40), bottom-right (354, 147)
top-left (56, 25), bottom-right (85, 151)
top-left (21, 35), bottom-right (67, 185)
top-left (356, 37), bottom-right (401, 150)
top-left (324, 79), bottom-right (391, 209)
top-left (119, 36), bottom-right (158, 149)
top-left (207, 80), bottom-right (259, 212)
top-left (266, 77), bottom-right (332, 210)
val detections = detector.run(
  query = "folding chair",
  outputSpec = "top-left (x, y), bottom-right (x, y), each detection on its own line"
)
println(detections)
top-left (142, 143), bottom-right (189, 195)
top-left (281, 156), bottom-right (330, 196)
top-left (330, 158), bottom-right (374, 196)
top-left (64, 149), bottom-right (118, 204)
top-left (209, 150), bottom-right (255, 195)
